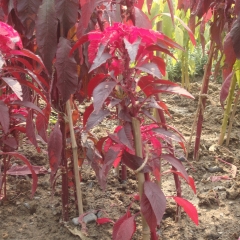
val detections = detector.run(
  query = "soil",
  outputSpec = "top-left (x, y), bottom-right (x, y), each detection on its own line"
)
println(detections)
top-left (1, 79), bottom-right (240, 240)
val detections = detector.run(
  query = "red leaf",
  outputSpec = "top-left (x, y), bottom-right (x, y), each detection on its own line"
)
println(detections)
top-left (87, 73), bottom-right (108, 98)
top-left (96, 217), bottom-right (114, 225)
top-left (141, 181), bottom-right (166, 231)
top-left (7, 165), bottom-right (47, 175)
top-left (10, 100), bottom-right (43, 115)
top-left (134, 7), bottom-right (152, 29)
top-left (161, 154), bottom-right (189, 181)
top-left (89, 44), bottom-right (112, 72)
top-left (26, 110), bottom-right (38, 149)
top-left (230, 17), bottom-right (240, 59)
top-left (1, 77), bottom-right (23, 100)
top-left (10, 49), bottom-right (47, 74)
top-left (153, 127), bottom-right (184, 143)
top-left (117, 124), bottom-right (134, 152)
top-left (0, 100), bottom-right (10, 134)
top-left (48, 122), bottom-right (62, 177)
top-left (134, 0), bottom-right (144, 9)
top-left (112, 211), bottom-right (136, 240)
top-left (36, 0), bottom-right (58, 74)
top-left (86, 109), bottom-right (110, 131)
top-left (93, 81), bottom-right (117, 113)
top-left (220, 71), bottom-right (234, 106)
top-left (16, 0), bottom-right (42, 38)
top-left (55, 0), bottom-right (79, 36)
top-left (1, 152), bottom-right (38, 197)
top-left (0, 21), bottom-right (23, 52)
top-left (3, 137), bottom-right (18, 150)
top-left (136, 63), bottom-right (161, 79)
top-left (83, 104), bottom-right (94, 126)
top-left (173, 197), bottom-right (198, 225)
top-left (124, 37), bottom-right (141, 63)
top-left (56, 37), bottom-right (78, 103)
top-left (152, 56), bottom-right (166, 76)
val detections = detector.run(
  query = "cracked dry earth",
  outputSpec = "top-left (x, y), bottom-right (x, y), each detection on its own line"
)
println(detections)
top-left (1, 79), bottom-right (240, 240)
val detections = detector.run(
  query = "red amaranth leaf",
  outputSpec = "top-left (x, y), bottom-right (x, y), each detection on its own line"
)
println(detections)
top-left (173, 197), bottom-right (198, 225)
top-left (0, 21), bottom-right (23, 52)
top-left (26, 110), bottom-right (38, 149)
top-left (48, 122), bottom-right (62, 177)
top-left (55, 0), bottom-right (78, 36)
top-left (86, 109), bottom-right (110, 131)
top-left (136, 63), bottom-right (161, 79)
top-left (56, 37), bottom-right (78, 103)
top-left (124, 37), bottom-right (141, 63)
top-left (83, 104), bottom-right (94, 127)
top-left (0, 100), bottom-right (10, 134)
top-left (230, 16), bottom-right (240, 59)
top-left (36, 0), bottom-right (57, 74)
top-left (88, 73), bottom-right (108, 98)
top-left (7, 165), bottom-right (47, 175)
top-left (1, 77), bottom-right (23, 100)
top-left (135, 7), bottom-right (152, 29)
top-left (96, 218), bottom-right (114, 225)
top-left (1, 152), bottom-right (38, 197)
top-left (10, 100), bottom-right (43, 115)
top-left (152, 56), bottom-right (166, 76)
top-left (220, 72), bottom-right (234, 106)
top-left (112, 211), bottom-right (136, 240)
top-left (93, 81), bottom-right (117, 114)
top-left (141, 181), bottom-right (166, 231)
top-left (16, 0), bottom-right (42, 39)
top-left (89, 44), bottom-right (112, 73)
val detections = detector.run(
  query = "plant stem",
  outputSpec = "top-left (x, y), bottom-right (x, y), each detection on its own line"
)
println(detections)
top-left (218, 74), bottom-right (237, 145)
top-left (194, 42), bottom-right (215, 160)
top-left (60, 115), bottom-right (69, 222)
top-left (121, 164), bottom-right (127, 181)
top-left (132, 117), bottom-right (150, 240)
top-left (66, 100), bottom-right (84, 215)
top-left (226, 90), bottom-right (240, 146)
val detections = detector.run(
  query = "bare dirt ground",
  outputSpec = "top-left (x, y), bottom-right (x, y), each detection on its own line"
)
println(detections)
top-left (1, 79), bottom-right (240, 240)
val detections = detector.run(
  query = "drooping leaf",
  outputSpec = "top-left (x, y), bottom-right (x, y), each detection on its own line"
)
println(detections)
top-left (55, 0), bottom-right (79, 36)
top-left (173, 197), bottom-right (198, 225)
top-left (93, 81), bottom-right (117, 114)
top-left (112, 211), bottom-right (136, 240)
top-left (151, 56), bottom-right (166, 76)
top-left (1, 152), bottom-right (38, 197)
top-left (48, 122), bottom-right (62, 178)
top-left (140, 181), bottom-right (166, 231)
top-left (83, 104), bottom-right (94, 127)
top-left (89, 44), bottom-right (112, 73)
top-left (55, 37), bottom-right (78, 103)
top-left (2, 77), bottom-right (23, 100)
top-left (124, 37), bottom-right (141, 63)
top-left (161, 154), bottom-right (189, 181)
top-left (0, 100), bottom-right (10, 134)
top-left (88, 73), bottom-right (108, 98)
top-left (7, 165), bottom-right (47, 175)
top-left (16, 0), bottom-right (42, 39)
top-left (36, 0), bottom-right (58, 74)
top-left (86, 109), bottom-right (110, 131)
top-left (220, 72), bottom-right (234, 106)
top-left (230, 16), bottom-right (240, 59)
top-left (26, 110), bottom-right (38, 149)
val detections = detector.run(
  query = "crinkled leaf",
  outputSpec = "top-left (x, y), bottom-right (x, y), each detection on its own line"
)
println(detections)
top-left (86, 109), bottom-right (110, 131)
top-left (48, 122), bottom-right (62, 177)
top-left (0, 100), bottom-right (10, 134)
top-left (2, 77), bottom-right (23, 100)
top-left (93, 81), bottom-right (117, 114)
top-left (36, 0), bottom-right (58, 74)
top-left (1, 152), bottom-right (37, 197)
top-left (56, 37), bottom-right (78, 103)
top-left (141, 181), bottom-right (166, 231)
top-left (173, 197), bottom-right (198, 225)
